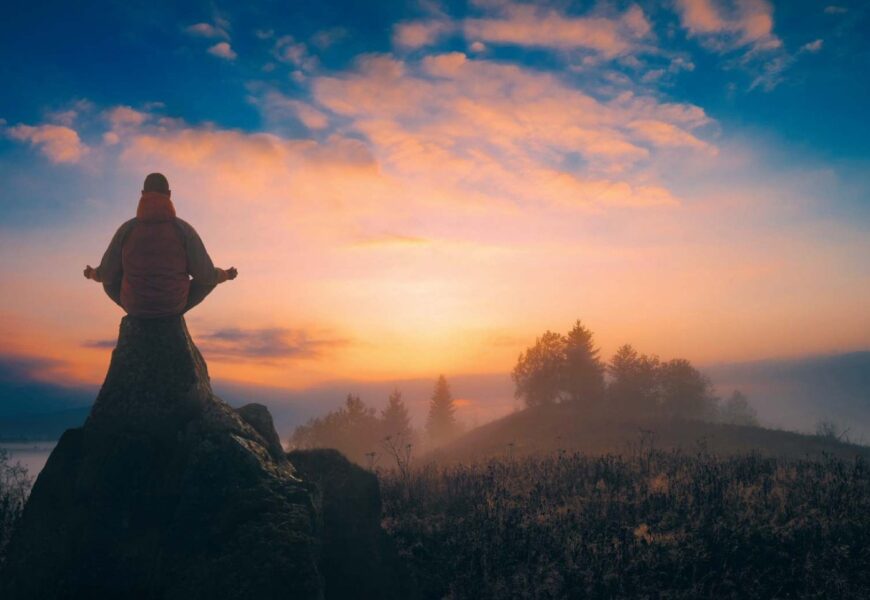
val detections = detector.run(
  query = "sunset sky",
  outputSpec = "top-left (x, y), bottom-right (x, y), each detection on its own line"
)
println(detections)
top-left (1, 0), bottom-right (868, 418)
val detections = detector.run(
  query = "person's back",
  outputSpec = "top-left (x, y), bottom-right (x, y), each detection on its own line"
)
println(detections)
top-left (84, 173), bottom-right (237, 317)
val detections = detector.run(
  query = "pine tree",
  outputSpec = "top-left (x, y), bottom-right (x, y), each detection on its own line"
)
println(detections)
top-left (290, 394), bottom-right (380, 465)
top-left (562, 320), bottom-right (605, 405)
top-left (381, 388), bottom-right (413, 440)
top-left (425, 375), bottom-right (457, 446)
top-left (344, 393), bottom-right (375, 424)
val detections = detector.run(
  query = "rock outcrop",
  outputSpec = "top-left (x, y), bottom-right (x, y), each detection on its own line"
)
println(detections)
top-left (288, 449), bottom-right (411, 600)
top-left (0, 316), bottom-right (322, 599)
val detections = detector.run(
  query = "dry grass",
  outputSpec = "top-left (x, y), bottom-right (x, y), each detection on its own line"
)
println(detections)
top-left (380, 449), bottom-right (870, 599)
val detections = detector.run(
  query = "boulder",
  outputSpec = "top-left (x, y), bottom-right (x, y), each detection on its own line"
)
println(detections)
top-left (0, 316), bottom-right (323, 599)
top-left (288, 449), bottom-right (412, 600)
top-left (236, 402), bottom-right (287, 461)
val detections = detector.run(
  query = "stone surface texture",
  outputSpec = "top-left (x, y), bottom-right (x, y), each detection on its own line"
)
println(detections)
top-left (1, 316), bottom-right (323, 599)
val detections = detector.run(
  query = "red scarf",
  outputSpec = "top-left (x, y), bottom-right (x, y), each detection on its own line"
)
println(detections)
top-left (136, 192), bottom-right (176, 222)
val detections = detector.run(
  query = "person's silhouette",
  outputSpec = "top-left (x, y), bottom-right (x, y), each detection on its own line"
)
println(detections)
top-left (84, 172), bottom-right (237, 317)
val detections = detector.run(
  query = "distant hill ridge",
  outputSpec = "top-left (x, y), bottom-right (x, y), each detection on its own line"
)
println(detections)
top-left (429, 402), bottom-right (870, 463)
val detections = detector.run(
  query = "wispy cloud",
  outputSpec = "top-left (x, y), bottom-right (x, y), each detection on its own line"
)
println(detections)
top-left (199, 327), bottom-right (351, 361)
top-left (7, 47), bottom-right (713, 215)
top-left (351, 233), bottom-right (431, 248)
top-left (675, 0), bottom-right (781, 52)
top-left (2, 0), bottom-right (866, 394)
top-left (185, 22), bottom-right (230, 40)
top-left (393, 20), bottom-right (454, 49)
top-left (208, 41), bottom-right (237, 60)
top-left (311, 53), bottom-right (711, 208)
top-left (800, 39), bottom-right (824, 53)
top-left (0, 355), bottom-right (59, 383)
top-left (310, 27), bottom-right (347, 49)
top-left (104, 105), bottom-right (147, 129)
top-left (250, 89), bottom-right (330, 129)
top-left (674, 0), bottom-right (792, 91)
top-left (5, 123), bottom-right (87, 163)
top-left (273, 36), bottom-right (317, 71)
top-left (463, 3), bottom-right (651, 58)
top-left (81, 339), bottom-right (116, 349)
top-left (45, 99), bottom-right (93, 127)
top-left (394, 3), bottom-right (652, 59)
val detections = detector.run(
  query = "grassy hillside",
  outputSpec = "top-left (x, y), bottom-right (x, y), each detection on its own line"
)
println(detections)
top-left (429, 403), bottom-right (869, 463)
top-left (381, 450), bottom-right (870, 599)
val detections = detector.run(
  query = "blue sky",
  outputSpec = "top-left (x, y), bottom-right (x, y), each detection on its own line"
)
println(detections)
top-left (0, 0), bottom-right (868, 427)
top-left (2, 1), bottom-right (867, 151)
top-left (1, 0), bottom-right (867, 230)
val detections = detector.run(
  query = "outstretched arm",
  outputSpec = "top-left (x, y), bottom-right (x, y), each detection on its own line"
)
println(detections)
top-left (181, 221), bottom-right (238, 285)
top-left (211, 266), bottom-right (239, 283)
top-left (84, 220), bottom-right (134, 283)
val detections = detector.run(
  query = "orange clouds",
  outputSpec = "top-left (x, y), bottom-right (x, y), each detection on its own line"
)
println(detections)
top-left (0, 52), bottom-right (721, 390)
top-left (628, 120), bottom-right (717, 154)
top-left (186, 17), bottom-right (236, 61)
top-left (1, 94), bottom-right (868, 392)
top-left (85, 51), bottom-right (708, 221)
top-left (2, 6), bottom-right (865, 397)
top-left (121, 127), bottom-right (373, 180)
top-left (185, 22), bottom-right (229, 40)
top-left (394, 3), bottom-right (653, 58)
top-left (311, 53), bottom-right (710, 208)
top-left (675, 0), bottom-right (781, 50)
top-left (393, 20), bottom-right (453, 49)
top-left (208, 42), bottom-right (237, 60)
top-left (464, 4), bottom-right (651, 58)
top-left (105, 106), bottom-right (148, 129)
top-left (253, 90), bottom-right (330, 130)
top-left (6, 124), bottom-right (87, 163)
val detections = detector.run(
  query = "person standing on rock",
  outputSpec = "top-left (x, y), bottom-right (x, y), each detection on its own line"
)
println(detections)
top-left (82, 172), bottom-right (237, 317)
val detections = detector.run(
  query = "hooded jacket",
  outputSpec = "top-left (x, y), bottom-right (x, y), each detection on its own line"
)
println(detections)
top-left (94, 192), bottom-right (228, 317)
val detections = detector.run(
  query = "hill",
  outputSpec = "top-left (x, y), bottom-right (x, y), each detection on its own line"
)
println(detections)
top-left (429, 402), bottom-right (870, 463)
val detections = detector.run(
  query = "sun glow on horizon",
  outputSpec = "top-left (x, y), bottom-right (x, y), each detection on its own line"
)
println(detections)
top-left (1, 0), bottom-right (868, 404)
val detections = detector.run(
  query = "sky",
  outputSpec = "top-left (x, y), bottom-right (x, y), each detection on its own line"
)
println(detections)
top-left (0, 0), bottom-right (868, 424)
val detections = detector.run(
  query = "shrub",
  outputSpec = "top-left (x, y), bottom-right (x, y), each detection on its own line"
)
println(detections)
top-left (0, 449), bottom-right (31, 562)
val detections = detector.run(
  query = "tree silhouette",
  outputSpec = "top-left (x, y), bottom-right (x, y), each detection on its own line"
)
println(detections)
top-left (291, 393), bottom-right (381, 464)
top-left (0, 449), bottom-right (30, 558)
top-left (426, 375), bottom-right (457, 446)
top-left (512, 331), bottom-right (565, 407)
top-left (343, 393), bottom-right (375, 425)
top-left (512, 322), bottom-right (605, 408)
top-left (381, 390), bottom-right (415, 487)
top-left (607, 344), bottom-right (660, 416)
top-left (658, 359), bottom-right (715, 420)
top-left (513, 322), bottom-right (732, 423)
top-left (720, 390), bottom-right (759, 426)
top-left (562, 320), bottom-right (605, 405)
top-left (382, 388), bottom-right (413, 440)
